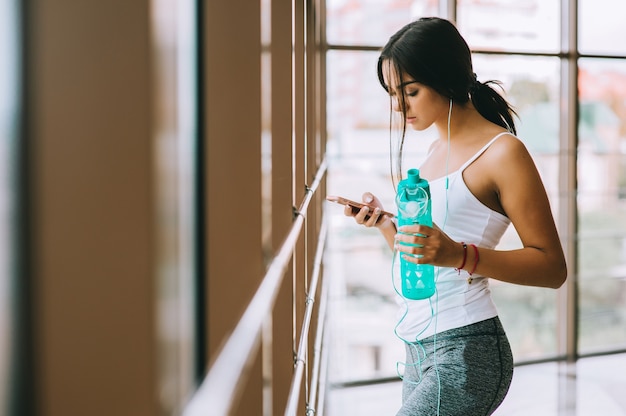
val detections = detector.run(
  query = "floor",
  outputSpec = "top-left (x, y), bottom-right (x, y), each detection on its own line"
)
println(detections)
top-left (326, 353), bottom-right (626, 415)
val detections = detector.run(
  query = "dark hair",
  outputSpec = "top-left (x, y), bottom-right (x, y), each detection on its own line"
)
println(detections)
top-left (377, 17), bottom-right (517, 185)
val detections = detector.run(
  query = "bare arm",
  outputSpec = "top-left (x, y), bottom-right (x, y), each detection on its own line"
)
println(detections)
top-left (478, 136), bottom-right (567, 287)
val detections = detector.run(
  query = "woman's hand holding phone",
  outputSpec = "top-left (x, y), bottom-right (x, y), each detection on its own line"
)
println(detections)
top-left (326, 193), bottom-right (394, 227)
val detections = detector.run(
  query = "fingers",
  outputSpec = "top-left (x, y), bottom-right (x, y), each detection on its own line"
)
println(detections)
top-left (362, 192), bottom-right (376, 205)
top-left (394, 225), bottom-right (434, 263)
top-left (399, 252), bottom-right (424, 264)
top-left (354, 205), bottom-right (382, 228)
top-left (340, 192), bottom-right (385, 228)
top-left (395, 245), bottom-right (426, 264)
top-left (394, 223), bottom-right (461, 267)
top-left (397, 224), bottom-right (432, 239)
top-left (394, 238), bottom-right (425, 254)
top-left (343, 204), bottom-right (353, 217)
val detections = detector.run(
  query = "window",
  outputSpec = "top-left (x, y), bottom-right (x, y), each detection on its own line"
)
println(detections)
top-left (577, 58), bottom-right (626, 354)
top-left (471, 54), bottom-right (562, 360)
top-left (458, 0), bottom-right (560, 53)
top-left (0, 0), bottom-right (21, 413)
top-left (579, 0), bottom-right (626, 55)
top-left (152, 0), bottom-right (200, 411)
top-left (325, 0), bottom-right (626, 392)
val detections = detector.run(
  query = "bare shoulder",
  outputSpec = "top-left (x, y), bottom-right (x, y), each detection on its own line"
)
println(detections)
top-left (487, 132), bottom-right (528, 156)
top-left (482, 133), bottom-right (546, 199)
top-left (483, 133), bottom-right (535, 173)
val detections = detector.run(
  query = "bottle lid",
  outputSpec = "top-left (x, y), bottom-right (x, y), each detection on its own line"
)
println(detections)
top-left (407, 168), bottom-right (420, 185)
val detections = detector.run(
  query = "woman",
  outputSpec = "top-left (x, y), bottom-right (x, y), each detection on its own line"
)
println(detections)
top-left (344, 17), bottom-right (567, 415)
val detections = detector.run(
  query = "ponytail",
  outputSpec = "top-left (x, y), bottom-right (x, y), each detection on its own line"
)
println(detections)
top-left (470, 80), bottom-right (518, 135)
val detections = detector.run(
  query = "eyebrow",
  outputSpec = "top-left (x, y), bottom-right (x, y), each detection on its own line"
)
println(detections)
top-left (387, 80), bottom-right (419, 95)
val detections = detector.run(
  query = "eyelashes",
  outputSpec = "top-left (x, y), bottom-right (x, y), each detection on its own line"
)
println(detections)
top-left (389, 89), bottom-right (418, 99)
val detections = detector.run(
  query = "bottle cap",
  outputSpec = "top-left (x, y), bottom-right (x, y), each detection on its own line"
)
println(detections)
top-left (407, 168), bottom-right (420, 185)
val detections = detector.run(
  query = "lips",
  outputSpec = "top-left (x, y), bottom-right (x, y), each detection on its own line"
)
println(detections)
top-left (406, 117), bottom-right (416, 123)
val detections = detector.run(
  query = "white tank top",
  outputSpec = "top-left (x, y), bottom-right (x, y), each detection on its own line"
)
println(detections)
top-left (394, 132), bottom-right (512, 341)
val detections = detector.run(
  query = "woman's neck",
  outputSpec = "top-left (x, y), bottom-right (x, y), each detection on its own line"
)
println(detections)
top-left (434, 101), bottom-right (485, 143)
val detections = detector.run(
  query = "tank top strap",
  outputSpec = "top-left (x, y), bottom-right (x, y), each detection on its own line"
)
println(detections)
top-left (459, 132), bottom-right (512, 172)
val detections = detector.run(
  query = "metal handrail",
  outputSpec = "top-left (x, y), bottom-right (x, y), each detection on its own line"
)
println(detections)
top-left (313, 286), bottom-right (331, 416)
top-left (305, 243), bottom-right (330, 416)
top-left (183, 158), bottom-right (327, 416)
top-left (284, 218), bottom-right (328, 415)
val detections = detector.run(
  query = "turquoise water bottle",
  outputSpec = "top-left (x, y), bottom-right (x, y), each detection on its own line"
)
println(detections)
top-left (396, 168), bottom-right (435, 300)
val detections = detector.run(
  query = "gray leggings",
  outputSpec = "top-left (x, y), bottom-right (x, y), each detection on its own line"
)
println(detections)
top-left (397, 317), bottom-right (513, 416)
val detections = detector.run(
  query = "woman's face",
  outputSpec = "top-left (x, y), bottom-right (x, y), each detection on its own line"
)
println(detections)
top-left (382, 60), bottom-right (449, 131)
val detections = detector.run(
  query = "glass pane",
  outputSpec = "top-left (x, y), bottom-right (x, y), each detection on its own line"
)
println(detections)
top-left (457, 0), bottom-right (560, 53)
top-left (326, 50), bottom-right (414, 383)
top-left (0, 0), bottom-right (19, 413)
top-left (472, 54), bottom-right (561, 361)
top-left (326, 0), bottom-right (440, 46)
top-left (473, 55), bottom-right (561, 200)
top-left (261, 0), bottom-right (272, 259)
top-left (153, 0), bottom-right (198, 411)
top-left (578, 58), bottom-right (626, 353)
top-left (579, 0), bottom-right (626, 56)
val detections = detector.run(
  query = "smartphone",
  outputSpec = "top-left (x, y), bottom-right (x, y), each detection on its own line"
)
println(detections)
top-left (326, 195), bottom-right (395, 219)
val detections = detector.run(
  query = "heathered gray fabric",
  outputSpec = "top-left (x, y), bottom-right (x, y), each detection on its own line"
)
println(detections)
top-left (397, 317), bottom-right (513, 416)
